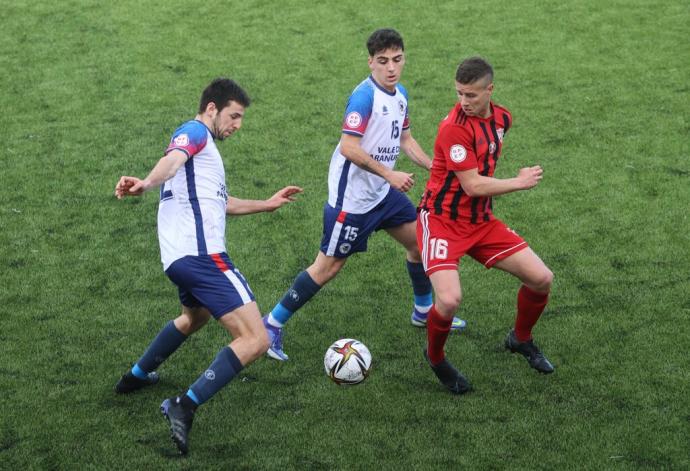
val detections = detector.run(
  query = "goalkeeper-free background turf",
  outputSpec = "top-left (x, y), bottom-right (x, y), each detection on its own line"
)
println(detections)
top-left (1, 0), bottom-right (688, 469)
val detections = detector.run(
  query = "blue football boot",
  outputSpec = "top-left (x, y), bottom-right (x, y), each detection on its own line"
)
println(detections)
top-left (263, 316), bottom-right (289, 361)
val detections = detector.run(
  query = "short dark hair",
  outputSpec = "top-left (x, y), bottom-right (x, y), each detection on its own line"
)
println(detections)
top-left (366, 28), bottom-right (404, 56)
top-left (455, 57), bottom-right (494, 85)
top-left (198, 78), bottom-right (250, 114)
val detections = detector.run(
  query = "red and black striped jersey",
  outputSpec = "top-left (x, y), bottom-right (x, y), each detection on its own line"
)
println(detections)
top-left (419, 102), bottom-right (512, 223)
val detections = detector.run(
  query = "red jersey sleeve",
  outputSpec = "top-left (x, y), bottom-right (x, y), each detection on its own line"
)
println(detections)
top-left (437, 124), bottom-right (478, 172)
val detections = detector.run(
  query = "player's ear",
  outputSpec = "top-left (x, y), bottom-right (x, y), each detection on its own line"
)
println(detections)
top-left (367, 56), bottom-right (375, 70)
top-left (487, 82), bottom-right (494, 93)
top-left (205, 101), bottom-right (218, 118)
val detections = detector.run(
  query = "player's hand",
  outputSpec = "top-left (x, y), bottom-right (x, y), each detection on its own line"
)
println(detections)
top-left (388, 171), bottom-right (415, 193)
top-left (265, 185), bottom-right (304, 211)
top-left (517, 166), bottom-right (543, 190)
top-left (115, 176), bottom-right (146, 199)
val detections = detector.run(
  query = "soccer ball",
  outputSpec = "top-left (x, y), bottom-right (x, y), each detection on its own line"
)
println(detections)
top-left (324, 338), bottom-right (372, 385)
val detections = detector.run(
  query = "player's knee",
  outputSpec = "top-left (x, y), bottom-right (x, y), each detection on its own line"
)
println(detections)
top-left (436, 290), bottom-right (462, 315)
top-left (174, 316), bottom-right (194, 336)
top-left (531, 268), bottom-right (553, 293)
top-left (181, 317), bottom-right (209, 335)
top-left (175, 309), bottom-right (211, 335)
top-left (407, 247), bottom-right (422, 263)
top-left (309, 259), bottom-right (343, 285)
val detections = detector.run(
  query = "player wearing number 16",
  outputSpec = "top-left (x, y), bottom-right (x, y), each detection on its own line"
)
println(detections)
top-left (262, 29), bottom-right (465, 361)
top-left (417, 57), bottom-right (556, 394)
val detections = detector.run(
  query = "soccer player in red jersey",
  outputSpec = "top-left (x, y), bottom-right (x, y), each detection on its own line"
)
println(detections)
top-left (417, 57), bottom-right (555, 394)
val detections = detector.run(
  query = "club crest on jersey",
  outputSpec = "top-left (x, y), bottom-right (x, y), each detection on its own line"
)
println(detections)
top-left (489, 142), bottom-right (496, 154)
top-left (173, 133), bottom-right (189, 146)
top-left (450, 144), bottom-right (467, 163)
top-left (339, 243), bottom-right (351, 255)
top-left (382, 105), bottom-right (389, 115)
top-left (345, 112), bottom-right (362, 128)
top-left (398, 100), bottom-right (405, 115)
top-left (497, 127), bottom-right (505, 142)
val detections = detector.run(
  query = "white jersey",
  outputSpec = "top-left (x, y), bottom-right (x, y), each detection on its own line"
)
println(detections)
top-left (327, 76), bottom-right (410, 214)
top-left (157, 120), bottom-right (228, 270)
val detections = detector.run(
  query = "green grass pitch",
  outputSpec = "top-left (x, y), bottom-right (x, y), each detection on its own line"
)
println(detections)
top-left (1, 0), bottom-right (688, 468)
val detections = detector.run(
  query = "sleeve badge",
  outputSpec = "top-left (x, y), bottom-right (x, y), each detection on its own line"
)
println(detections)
top-left (173, 134), bottom-right (189, 146)
top-left (345, 112), bottom-right (362, 128)
top-left (449, 144), bottom-right (467, 163)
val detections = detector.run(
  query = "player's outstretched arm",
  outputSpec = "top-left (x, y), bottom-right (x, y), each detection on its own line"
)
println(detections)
top-left (114, 150), bottom-right (187, 199)
top-left (339, 134), bottom-right (415, 192)
top-left (400, 130), bottom-right (432, 171)
top-left (455, 165), bottom-right (543, 197)
top-left (226, 186), bottom-right (303, 215)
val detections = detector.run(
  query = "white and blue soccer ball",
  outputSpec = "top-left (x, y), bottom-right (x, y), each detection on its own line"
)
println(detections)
top-left (324, 338), bottom-right (372, 385)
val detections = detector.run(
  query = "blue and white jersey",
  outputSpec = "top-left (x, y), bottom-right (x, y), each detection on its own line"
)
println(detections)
top-left (327, 76), bottom-right (410, 214)
top-left (158, 120), bottom-right (229, 270)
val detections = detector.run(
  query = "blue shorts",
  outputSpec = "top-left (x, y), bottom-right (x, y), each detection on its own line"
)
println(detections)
top-left (165, 253), bottom-right (255, 319)
top-left (320, 188), bottom-right (417, 258)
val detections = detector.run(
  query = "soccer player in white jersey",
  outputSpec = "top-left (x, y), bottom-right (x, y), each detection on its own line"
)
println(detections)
top-left (113, 78), bottom-right (302, 455)
top-left (263, 29), bottom-right (465, 361)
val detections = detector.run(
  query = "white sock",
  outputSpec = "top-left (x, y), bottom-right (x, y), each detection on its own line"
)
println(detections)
top-left (415, 304), bottom-right (432, 314)
top-left (267, 313), bottom-right (284, 328)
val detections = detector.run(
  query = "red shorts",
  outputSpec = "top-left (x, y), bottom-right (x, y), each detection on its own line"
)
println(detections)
top-left (416, 209), bottom-right (528, 275)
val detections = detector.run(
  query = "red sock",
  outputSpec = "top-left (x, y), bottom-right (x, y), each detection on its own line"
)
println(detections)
top-left (514, 285), bottom-right (549, 342)
top-left (426, 305), bottom-right (453, 365)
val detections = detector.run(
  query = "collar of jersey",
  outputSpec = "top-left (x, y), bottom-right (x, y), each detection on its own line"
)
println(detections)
top-left (194, 119), bottom-right (217, 140)
top-left (368, 75), bottom-right (398, 96)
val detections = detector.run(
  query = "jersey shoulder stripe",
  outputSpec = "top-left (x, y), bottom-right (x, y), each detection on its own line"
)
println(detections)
top-left (342, 79), bottom-right (375, 136)
top-left (396, 83), bottom-right (409, 101)
top-left (166, 120), bottom-right (209, 158)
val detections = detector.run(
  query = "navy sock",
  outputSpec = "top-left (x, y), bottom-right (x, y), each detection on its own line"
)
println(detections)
top-left (188, 346), bottom-right (243, 405)
top-left (407, 261), bottom-right (433, 308)
top-left (269, 271), bottom-right (322, 325)
top-left (134, 320), bottom-right (187, 375)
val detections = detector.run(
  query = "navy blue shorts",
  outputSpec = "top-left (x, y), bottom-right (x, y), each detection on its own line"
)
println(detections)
top-left (320, 188), bottom-right (417, 258)
top-left (165, 253), bottom-right (255, 319)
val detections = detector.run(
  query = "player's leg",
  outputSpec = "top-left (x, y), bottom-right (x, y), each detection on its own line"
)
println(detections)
top-left (493, 247), bottom-right (555, 373)
top-left (385, 220), bottom-right (466, 331)
top-left (115, 305), bottom-right (211, 394)
top-left (416, 209), bottom-right (471, 394)
top-left (427, 269), bottom-right (462, 359)
top-left (161, 302), bottom-right (267, 455)
top-left (185, 302), bottom-right (267, 406)
top-left (263, 252), bottom-right (347, 361)
top-left (173, 305), bottom-right (213, 335)
top-left (159, 254), bottom-right (261, 455)
top-left (423, 269), bottom-right (471, 394)
top-left (265, 202), bottom-right (368, 361)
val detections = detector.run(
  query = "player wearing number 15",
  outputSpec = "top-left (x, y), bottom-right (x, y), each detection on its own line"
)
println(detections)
top-left (262, 29), bottom-right (465, 361)
top-left (417, 57), bottom-right (555, 394)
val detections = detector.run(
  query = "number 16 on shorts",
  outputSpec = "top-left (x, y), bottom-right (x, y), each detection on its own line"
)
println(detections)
top-left (429, 238), bottom-right (448, 259)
